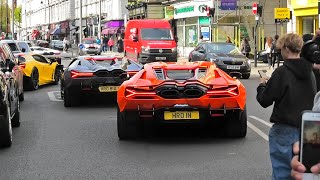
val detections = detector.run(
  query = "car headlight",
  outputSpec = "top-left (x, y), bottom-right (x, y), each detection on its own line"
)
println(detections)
top-left (141, 46), bottom-right (150, 53)
top-left (172, 47), bottom-right (177, 52)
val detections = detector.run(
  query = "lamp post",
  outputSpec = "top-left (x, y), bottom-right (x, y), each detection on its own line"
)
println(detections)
top-left (79, 0), bottom-right (82, 43)
top-left (98, 0), bottom-right (101, 39)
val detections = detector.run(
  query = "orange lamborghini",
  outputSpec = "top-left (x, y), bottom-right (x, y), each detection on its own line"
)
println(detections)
top-left (117, 61), bottom-right (247, 139)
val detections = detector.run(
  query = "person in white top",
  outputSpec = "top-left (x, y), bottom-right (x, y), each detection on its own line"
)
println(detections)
top-left (265, 37), bottom-right (273, 68)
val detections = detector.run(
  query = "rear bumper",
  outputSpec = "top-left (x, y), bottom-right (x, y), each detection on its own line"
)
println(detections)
top-left (140, 52), bottom-right (178, 64)
top-left (82, 49), bottom-right (101, 54)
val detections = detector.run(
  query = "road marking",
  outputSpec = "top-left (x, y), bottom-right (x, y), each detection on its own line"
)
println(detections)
top-left (48, 91), bottom-right (63, 102)
top-left (249, 115), bottom-right (273, 127)
top-left (247, 121), bottom-right (269, 141)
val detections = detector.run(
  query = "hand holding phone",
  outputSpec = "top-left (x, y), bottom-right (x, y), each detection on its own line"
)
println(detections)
top-left (299, 111), bottom-right (320, 180)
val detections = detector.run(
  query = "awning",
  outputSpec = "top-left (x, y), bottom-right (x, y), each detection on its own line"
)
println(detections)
top-left (102, 27), bottom-right (125, 35)
top-left (31, 30), bottom-right (40, 38)
top-left (75, 27), bottom-right (87, 34)
top-left (50, 27), bottom-right (61, 35)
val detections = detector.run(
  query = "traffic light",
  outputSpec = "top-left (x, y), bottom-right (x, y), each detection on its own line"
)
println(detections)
top-left (257, 5), bottom-right (263, 17)
top-left (206, 7), bottom-right (215, 17)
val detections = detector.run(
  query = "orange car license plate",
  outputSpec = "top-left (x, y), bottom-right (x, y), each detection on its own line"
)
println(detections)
top-left (164, 111), bottom-right (199, 120)
top-left (98, 86), bottom-right (119, 92)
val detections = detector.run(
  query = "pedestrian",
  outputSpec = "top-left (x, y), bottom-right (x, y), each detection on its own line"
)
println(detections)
top-left (271, 35), bottom-right (281, 68)
top-left (198, 35), bottom-right (204, 44)
top-left (240, 37), bottom-right (251, 58)
top-left (265, 37), bottom-right (273, 68)
top-left (108, 38), bottom-right (114, 52)
top-left (301, 29), bottom-right (320, 91)
top-left (96, 36), bottom-right (101, 45)
top-left (256, 33), bottom-right (317, 180)
top-left (63, 37), bottom-right (68, 52)
top-left (102, 35), bottom-right (108, 52)
top-left (117, 36), bottom-right (124, 53)
top-left (226, 36), bottom-right (232, 43)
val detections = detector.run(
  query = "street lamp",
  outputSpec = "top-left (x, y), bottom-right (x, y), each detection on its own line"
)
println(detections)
top-left (41, 0), bottom-right (50, 41)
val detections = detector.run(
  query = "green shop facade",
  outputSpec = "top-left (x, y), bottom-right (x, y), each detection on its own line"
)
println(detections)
top-left (172, 1), bottom-right (212, 57)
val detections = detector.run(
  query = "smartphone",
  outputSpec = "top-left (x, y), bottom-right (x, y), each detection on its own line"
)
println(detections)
top-left (258, 70), bottom-right (268, 79)
top-left (300, 111), bottom-right (320, 180)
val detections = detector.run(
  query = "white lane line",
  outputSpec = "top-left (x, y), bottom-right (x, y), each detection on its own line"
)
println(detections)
top-left (249, 115), bottom-right (273, 127)
top-left (47, 91), bottom-right (63, 102)
top-left (247, 121), bottom-right (269, 141)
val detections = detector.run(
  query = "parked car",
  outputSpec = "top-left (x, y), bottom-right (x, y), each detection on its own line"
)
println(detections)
top-left (18, 53), bottom-right (63, 90)
top-left (124, 19), bottom-right (178, 64)
top-left (60, 55), bottom-right (141, 107)
top-left (189, 42), bottom-right (251, 79)
top-left (116, 61), bottom-right (247, 139)
top-left (30, 46), bottom-right (62, 64)
top-left (26, 40), bottom-right (36, 47)
top-left (49, 40), bottom-right (64, 50)
top-left (257, 49), bottom-right (268, 63)
top-left (78, 38), bottom-right (101, 55)
top-left (0, 41), bottom-right (24, 101)
top-left (0, 42), bottom-right (23, 147)
top-left (36, 40), bottom-right (49, 48)
top-left (0, 40), bottom-right (32, 57)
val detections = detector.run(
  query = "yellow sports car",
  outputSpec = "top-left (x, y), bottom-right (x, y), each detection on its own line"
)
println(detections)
top-left (18, 53), bottom-right (63, 90)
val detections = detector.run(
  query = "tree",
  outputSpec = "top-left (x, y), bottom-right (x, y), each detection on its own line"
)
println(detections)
top-left (0, 0), bottom-right (10, 33)
top-left (14, 5), bottom-right (22, 28)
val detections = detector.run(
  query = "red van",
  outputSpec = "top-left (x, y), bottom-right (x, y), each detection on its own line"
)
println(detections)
top-left (124, 19), bottom-right (178, 64)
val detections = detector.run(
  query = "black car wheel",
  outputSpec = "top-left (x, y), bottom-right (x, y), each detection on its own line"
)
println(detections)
top-left (27, 68), bottom-right (39, 90)
top-left (19, 90), bottom-right (24, 101)
top-left (117, 107), bottom-right (140, 140)
top-left (63, 88), bottom-right (79, 107)
top-left (53, 68), bottom-right (61, 85)
top-left (11, 100), bottom-right (20, 127)
top-left (242, 73), bottom-right (250, 79)
top-left (0, 106), bottom-right (12, 147)
top-left (226, 106), bottom-right (247, 138)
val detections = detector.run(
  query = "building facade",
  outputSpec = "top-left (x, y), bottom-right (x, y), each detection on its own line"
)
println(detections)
top-left (287, 0), bottom-right (318, 35)
top-left (21, 0), bottom-right (128, 42)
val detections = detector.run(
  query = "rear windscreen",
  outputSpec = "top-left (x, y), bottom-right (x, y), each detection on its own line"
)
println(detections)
top-left (166, 70), bottom-right (195, 80)
top-left (141, 28), bottom-right (173, 40)
top-left (8, 43), bottom-right (19, 51)
top-left (82, 59), bottom-right (118, 68)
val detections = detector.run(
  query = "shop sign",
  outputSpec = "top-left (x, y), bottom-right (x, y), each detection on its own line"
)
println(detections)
top-left (221, 0), bottom-right (237, 10)
top-left (199, 17), bottom-right (210, 25)
top-left (200, 26), bottom-right (210, 41)
top-left (173, 1), bottom-right (212, 19)
top-left (291, 0), bottom-right (317, 9)
top-left (165, 6), bottom-right (174, 19)
top-left (274, 8), bottom-right (291, 23)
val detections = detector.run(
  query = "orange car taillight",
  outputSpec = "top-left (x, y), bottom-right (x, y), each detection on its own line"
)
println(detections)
top-left (206, 86), bottom-right (238, 97)
top-left (71, 70), bottom-right (94, 78)
top-left (125, 88), bottom-right (156, 98)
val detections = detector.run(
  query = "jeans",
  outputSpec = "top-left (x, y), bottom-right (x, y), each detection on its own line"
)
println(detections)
top-left (269, 123), bottom-right (299, 180)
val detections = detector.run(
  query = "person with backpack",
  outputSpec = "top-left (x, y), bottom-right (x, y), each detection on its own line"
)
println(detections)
top-left (240, 37), bottom-right (251, 58)
top-left (271, 35), bottom-right (281, 68)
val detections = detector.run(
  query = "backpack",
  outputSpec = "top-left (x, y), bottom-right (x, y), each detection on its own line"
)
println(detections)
top-left (245, 43), bottom-right (251, 52)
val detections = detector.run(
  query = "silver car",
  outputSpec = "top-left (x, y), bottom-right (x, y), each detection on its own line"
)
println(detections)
top-left (79, 38), bottom-right (101, 55)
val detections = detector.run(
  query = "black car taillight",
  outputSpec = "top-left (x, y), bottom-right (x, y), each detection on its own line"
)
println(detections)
top-left (71, 70), bottom-right (94, 78)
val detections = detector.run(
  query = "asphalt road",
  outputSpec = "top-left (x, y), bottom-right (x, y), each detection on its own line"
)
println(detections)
top-left (0, 58), bottom-right (275, 180)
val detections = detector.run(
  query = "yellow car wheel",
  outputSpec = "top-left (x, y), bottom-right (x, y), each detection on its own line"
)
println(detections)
top-left (27, 68), bottom-right (39, 90)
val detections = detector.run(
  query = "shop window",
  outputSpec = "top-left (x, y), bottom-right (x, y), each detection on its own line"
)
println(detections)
top-left (185, 17), bottom-right (197, 25)
top-left (177, 26), bottom-right (184, 47)
top-left (185, 25), bottom-right (198, 47)
top-left (302, 17), bottom-right (314, 35)
top-left (177, 19), bottom-right (184, 26)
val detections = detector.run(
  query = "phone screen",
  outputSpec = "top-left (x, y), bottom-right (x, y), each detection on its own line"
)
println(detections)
top-left (300, 112), bottom-right (320, 173)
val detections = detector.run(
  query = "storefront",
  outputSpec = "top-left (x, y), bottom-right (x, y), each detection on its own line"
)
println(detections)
top-left (102, 20), bottom-right (125, 37)
top-left (172, 1), bottom-right (212, 57)
top-left (291, 0), bottom-right (318, 35)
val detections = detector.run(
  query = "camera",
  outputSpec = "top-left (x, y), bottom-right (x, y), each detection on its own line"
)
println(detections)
top-left (301, 39), bottom-right (320, 64)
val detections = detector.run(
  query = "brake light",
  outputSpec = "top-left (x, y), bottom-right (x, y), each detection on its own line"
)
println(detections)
top-left (71, 70), bottom-right (94, 78)
top-left (206, 86), bottom-right (238, 97)
top-left (54, 52), bottom-right (60, 55)
top-left (125, 88), bottom-right (156, 98)
top-left (19, 63), bottom-right (26, 69)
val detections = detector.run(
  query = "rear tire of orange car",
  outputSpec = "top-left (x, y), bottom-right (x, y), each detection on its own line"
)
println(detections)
top-left (0, 105), bottom-right (12, 147)
top-left (27, 68), bottom-right (39, 90)
top-left (117, 107), bottom-right (140, 140)
top-left (226, 106), bottom-right (247, 138)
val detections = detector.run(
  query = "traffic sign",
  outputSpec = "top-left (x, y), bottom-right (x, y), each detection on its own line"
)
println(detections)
top-left (252, 3), bottom-right (258, 15)
top-left (274, 8), bottom-right (290, 19)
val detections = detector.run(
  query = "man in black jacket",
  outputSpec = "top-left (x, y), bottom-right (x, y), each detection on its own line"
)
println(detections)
top-left (256, 33), bottom-right (317, 180)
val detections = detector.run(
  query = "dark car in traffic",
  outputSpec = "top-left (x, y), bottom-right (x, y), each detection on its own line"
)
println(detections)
top-left (60, 55), bottom-right (141, 107)
top-left (189, 42), bottom-right (251, 79)
top-left (0, 42), bottom-right (23, 147)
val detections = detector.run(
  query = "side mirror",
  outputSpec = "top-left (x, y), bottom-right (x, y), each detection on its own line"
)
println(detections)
top-left (21, 48), bottom-right (26, 52)
top-left (17, 56), bottom-right (26, 64)
top-left (133, 36), bottom-right (138, 42)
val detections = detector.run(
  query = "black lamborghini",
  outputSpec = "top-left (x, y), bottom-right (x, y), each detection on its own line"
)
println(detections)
top-left (60, 55), bottom-right (142, 107)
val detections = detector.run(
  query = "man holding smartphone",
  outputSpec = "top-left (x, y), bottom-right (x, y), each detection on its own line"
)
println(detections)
top-left (256, 33), bottom-right (317, 179)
